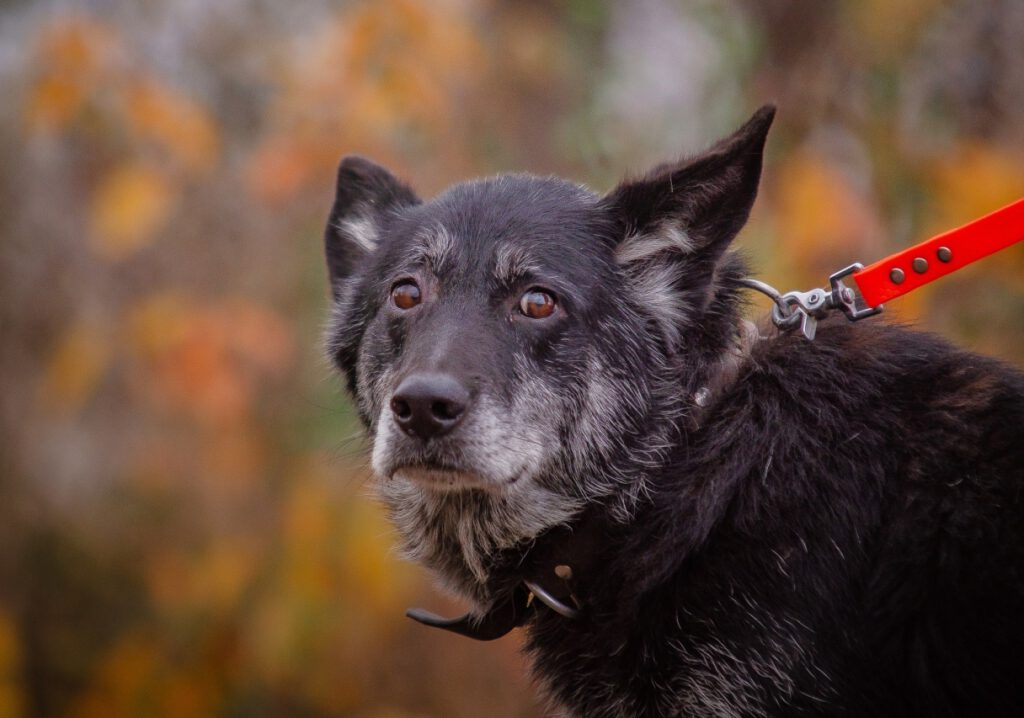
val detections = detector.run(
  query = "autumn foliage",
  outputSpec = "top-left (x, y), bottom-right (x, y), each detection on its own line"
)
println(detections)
top-left (0, 2), bottom-right (1022, 717)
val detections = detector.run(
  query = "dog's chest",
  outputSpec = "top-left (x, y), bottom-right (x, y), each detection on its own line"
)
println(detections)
top-left (525, 606), bottom-right (815, 718)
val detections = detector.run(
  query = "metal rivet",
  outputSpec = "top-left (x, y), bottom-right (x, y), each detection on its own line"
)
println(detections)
top-left (840, 288), bottom-right (855, 304)
top-left (912, 257), bottom-right (928, 274)
top-left (890, 268), bottom-right (905, 284)
top-left (554, 564), bottom-right (573, 580)
top-left (937, 246), bottom-right (952, 263)
top-left (694, 387), bottom-right (711, 407)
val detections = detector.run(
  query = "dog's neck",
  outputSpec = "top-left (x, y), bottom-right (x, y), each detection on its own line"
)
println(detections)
top-left (405, 318), bottom-right (763, 640)
top-left (406, 505), bottom-right (615, 639)
top-left (688, 317), bottom-right (761, 428)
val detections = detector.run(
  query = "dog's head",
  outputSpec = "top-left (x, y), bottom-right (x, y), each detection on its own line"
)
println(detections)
top-left (324, 107), bottom-right (774, 600)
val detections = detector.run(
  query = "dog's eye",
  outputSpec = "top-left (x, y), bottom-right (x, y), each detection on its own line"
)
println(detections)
top-left (391, 280), bottom-right (421, 310)
top-left (519, 289), bottom-right (556, 319)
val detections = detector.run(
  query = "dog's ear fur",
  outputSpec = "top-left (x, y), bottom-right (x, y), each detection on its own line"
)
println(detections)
top-left (325, 156), bottom-right (420, 296)
top-left (603, 105), bottom-right (774, 346)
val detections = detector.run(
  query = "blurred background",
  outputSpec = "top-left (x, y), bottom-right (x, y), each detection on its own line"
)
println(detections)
top-left (0, 0), bottom-right (1022, 716)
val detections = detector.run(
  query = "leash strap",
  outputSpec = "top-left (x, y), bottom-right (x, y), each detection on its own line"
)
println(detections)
top-left (742, 196), bottom-right (1024, 340)
top-left (852, 197), bottom-right (1024, 307)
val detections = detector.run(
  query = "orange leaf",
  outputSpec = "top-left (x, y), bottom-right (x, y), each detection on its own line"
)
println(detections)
top-left (36, 17), bottom-right (116, 76)
top-left (929, 143), bottom-right (1024, 233)
top-left (23, 74), bottom-right (87, 133)
top-left (24, 17), bottom-right (118, 134)
top-left (38, 322), bottom-right (110, 415)
top-left (774, 151), bottom-right (884, 282)
top-left (121, 79), bottom-right (220, 173)
top-left (89, 164), bottom-right (175, 260)
top-left (244, 139), bottom-right (314, 204)
top-left (0, 609), bottom-right (24, 718)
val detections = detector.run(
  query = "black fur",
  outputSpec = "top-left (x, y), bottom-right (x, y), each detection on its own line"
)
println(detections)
top-left (323, 106), bottom-right (1024, 717)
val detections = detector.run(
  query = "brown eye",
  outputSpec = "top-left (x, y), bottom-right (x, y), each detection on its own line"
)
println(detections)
top-left (391, 280), bottom-right (421, 310)
top-left (519, 289), bottom-right (556, 319)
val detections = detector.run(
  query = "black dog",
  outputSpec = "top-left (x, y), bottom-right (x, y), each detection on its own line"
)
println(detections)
top-left (323, 106), bottom-right (1024, 717)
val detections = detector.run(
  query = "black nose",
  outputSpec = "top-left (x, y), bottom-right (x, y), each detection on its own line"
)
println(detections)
top-left (390, 373), bottom-right (470, 440)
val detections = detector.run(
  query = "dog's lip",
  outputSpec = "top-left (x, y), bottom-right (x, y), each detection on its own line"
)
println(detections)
top-left (390, 462), bottom-right (498, 491)
top-left (394, 458), bottom-right (461, 474)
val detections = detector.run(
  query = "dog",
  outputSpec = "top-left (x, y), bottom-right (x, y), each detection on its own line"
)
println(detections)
top-left (322, 106), bottom-right (1024, 717)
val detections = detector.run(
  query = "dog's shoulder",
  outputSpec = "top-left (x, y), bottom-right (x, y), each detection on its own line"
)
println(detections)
top-left (743, 315), bottom-right (1024, 424)
top-left (615, 316), bottom-right (1024, 599)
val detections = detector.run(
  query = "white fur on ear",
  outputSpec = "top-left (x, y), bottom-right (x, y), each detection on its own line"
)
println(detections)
top-left (615, 224), bottom-right (693, 348)
top-left (336, 216), bottom-right (379, 253)
top-left (622, 260), bottom-right (689, 348)
top-left (615, 223), bottom-right (693, 265)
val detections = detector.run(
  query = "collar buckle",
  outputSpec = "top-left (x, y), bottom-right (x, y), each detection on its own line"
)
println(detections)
top-left (524, 579), bottom-right (581, 620)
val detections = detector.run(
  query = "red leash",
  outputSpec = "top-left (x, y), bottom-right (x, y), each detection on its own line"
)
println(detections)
top-left (740, 197), bottom-right (1024, 340)
top-left (853, 197), bottom-right (1024, 307)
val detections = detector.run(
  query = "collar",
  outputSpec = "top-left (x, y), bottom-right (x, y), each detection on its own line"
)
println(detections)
top-left (406, 509), bottom-right (608, 640)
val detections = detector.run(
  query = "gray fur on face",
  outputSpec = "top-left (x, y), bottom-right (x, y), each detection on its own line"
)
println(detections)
top-left (361, 316), bottom-right (588, 599)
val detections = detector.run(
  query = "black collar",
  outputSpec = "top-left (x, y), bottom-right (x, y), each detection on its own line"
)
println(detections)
top-left (406, 509), bottom-right (609, 640)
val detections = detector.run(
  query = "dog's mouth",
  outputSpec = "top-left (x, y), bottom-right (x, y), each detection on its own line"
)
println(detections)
top-left (372, 397), bottom-right (547, 493)
top-left (391, 462), bottom-right (493, 491)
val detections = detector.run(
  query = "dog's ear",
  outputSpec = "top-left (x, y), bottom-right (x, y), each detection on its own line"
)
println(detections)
top-left (325, 156), bottom-right (420, 296)
top-left (603, 106), bottom-right (774, 345)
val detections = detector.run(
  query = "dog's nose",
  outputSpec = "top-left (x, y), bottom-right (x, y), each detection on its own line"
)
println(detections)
top-left (390, 373), bottom-right (470, 440)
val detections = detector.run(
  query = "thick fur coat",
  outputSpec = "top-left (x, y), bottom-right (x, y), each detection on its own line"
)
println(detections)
top-left (323, 106), bottom-right (1024, 717)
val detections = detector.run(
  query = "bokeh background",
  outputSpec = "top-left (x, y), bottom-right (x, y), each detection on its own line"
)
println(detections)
top-left (1, 0), bottom-right (1022, 716)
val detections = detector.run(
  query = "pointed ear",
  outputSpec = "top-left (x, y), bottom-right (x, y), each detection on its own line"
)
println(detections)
top-left (605, 105), bottom-right (774, 262)
top-left (325, 156), bottom-right (419, 296)
top-left (602, 106), bottom-right (774, 346)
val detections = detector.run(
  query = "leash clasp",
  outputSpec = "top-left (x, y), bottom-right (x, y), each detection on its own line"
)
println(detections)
top-left (828, 263), bottom-right (884, 323)
top-left (771, 287), bottom-right (831, 340)
top-left (740, 264), bottom-right (884, 341)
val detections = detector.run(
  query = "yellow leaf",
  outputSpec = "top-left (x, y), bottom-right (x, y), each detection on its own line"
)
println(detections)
top-left (339, 496), bottom-right (417, 619)
top-left (65, 635), bottom-right (159, 718)
top-left (0, 610), bottom-right (23, 718)
top-left (0, 680), bottom-right (21, 718)
top-left (847, 0), bottom-right (943, 59)
top-left (125, 291), bottom-right (192, 359)
top-left (23, 18), bottom-right (117, 134)
top-left (928, 143), bottom-right (1024, 289)
top-left (38, 323), bottom-right (110, 415)
top-left (121, 79), bottom-right (220, 173)
top-left (89, 165), bottom-right (175, 260)
top-left (284, 481), bottom-right (332, 552)
top-left (195, 540), bottom-right (258, 613)
top-left (930, 143), bottom-right (1024, 232)
top-left (160, 670), bottom-right (216, 718)
top-left (774, 151), bottom-right (884, 283)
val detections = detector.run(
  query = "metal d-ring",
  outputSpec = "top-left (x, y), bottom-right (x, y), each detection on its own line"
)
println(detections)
top-left (738, 278), bottom-right (802, 330)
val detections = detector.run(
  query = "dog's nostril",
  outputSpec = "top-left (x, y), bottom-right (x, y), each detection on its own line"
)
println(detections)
top-left (431, 400), bottom-right (462, 421)
top-left (390, 373), bottom-right (471, 440)
top-left (391, 397), bottom-right (412, 419)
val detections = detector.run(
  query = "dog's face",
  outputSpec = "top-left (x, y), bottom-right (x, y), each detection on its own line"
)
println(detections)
top-left (325, 107), bottom-right (773, 600)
